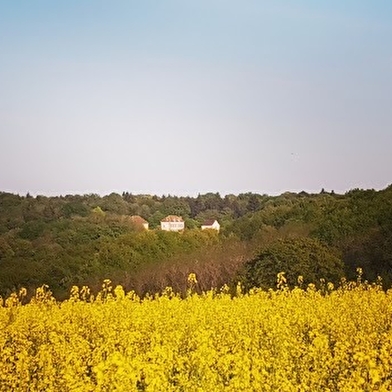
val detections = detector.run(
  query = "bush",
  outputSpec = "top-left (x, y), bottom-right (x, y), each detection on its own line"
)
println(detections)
top-left (241, 237), bottom-right (344, 290)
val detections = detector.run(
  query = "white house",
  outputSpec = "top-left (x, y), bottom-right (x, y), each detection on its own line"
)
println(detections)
top-left (160, 215), bottom-right (185, 231)
top-left (201, 219), bottom-right (220, 232)
top-left (129, 215), bottom-right (149, 230)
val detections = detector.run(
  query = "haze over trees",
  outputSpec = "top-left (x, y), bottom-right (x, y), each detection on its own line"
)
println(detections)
top-left (0, 186), bottom-right (392, 298)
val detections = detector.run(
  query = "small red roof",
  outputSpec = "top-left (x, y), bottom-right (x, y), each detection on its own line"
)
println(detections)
top-left (130, 215), bottom-right (148, 224)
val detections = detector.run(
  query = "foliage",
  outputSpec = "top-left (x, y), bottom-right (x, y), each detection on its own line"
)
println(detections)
top-left (126, 238), bottom-right (251, 296)
top-left (241, 237), bottom-right (344, 290)
top-left (1, 186), bottom-right (392, 296)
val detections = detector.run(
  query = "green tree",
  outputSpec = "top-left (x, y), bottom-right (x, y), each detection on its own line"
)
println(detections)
top-left (62, 201), bottom-right (89, 218)
top-left (100, 193), bottom-right (129, 215)
top-left (241, 237), bottom-right (344, 290)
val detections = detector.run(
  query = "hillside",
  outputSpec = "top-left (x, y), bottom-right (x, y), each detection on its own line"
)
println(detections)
top-left (0, 186), bottom-right (391, 297)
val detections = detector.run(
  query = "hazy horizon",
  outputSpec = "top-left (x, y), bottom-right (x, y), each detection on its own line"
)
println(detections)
top-left (1, 1), bottom-right (391, 197)
top-left (2, 184), bottom-right (391, 199)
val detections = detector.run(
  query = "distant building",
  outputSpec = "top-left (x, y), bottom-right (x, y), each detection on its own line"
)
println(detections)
top-left (161, 215), bottom-right (185, 231)
top-left (129, 215), bottom-right (149, 230)
top-left (201, 219), bottom-right (220, 232)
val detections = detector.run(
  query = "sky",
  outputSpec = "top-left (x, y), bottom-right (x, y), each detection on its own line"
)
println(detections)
top-left (0, 1), bottom-right (391, 197)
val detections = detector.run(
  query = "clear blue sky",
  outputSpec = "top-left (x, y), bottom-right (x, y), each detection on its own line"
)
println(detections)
top-left (1, 1), bottom-right (391, 196)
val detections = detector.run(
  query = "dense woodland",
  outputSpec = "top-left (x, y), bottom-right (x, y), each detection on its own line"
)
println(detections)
top-left (0, 186), bottom-right (391, 298)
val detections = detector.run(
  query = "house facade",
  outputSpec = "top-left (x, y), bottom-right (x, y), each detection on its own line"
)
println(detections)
top-left (201, 219), bottom-right (220, 232)
top-left (161, 215), bottom-right (185, 231)
top-left (129, 215), bottom-right (149, 230)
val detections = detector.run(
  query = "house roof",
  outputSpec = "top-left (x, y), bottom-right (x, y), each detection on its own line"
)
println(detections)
top-left (202, 219), bottom-right (218, 226)
top-left (161, 215), bottom-right (184, 222)
top-left (130, 215), bottom-right (148, 224)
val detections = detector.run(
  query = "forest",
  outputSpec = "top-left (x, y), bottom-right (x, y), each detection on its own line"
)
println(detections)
top-left (0, 186), bottom-right (391, 299)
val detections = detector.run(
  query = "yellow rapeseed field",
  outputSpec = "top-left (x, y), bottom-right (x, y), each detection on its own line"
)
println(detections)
top-left (1, 275), bottom-right (392, 391)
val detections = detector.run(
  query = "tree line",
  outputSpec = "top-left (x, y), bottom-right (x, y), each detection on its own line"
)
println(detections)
top-left (0, 186), bottom-right (391, 298)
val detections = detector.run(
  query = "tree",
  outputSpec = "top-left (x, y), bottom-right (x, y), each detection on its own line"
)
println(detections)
top-left (100, 193), bottom-right (129, 215)
top-left (62, 201), bottom-right (89, 218)
top-left (241, 237), bottom-right (344, 290)
top-left (247, 193), bottom-right (261, 212)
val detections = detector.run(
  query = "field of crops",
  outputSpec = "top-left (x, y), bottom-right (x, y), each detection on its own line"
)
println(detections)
top-left (1, 276), bottom-right (392, 391)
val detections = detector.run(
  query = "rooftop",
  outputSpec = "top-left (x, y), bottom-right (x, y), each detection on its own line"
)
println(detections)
top-left (130, 215), bottom-right (148, 224)
top-left (161, 215), bottom-right (184, 222)
top-left (202, 219), bottom-right (218, 226)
